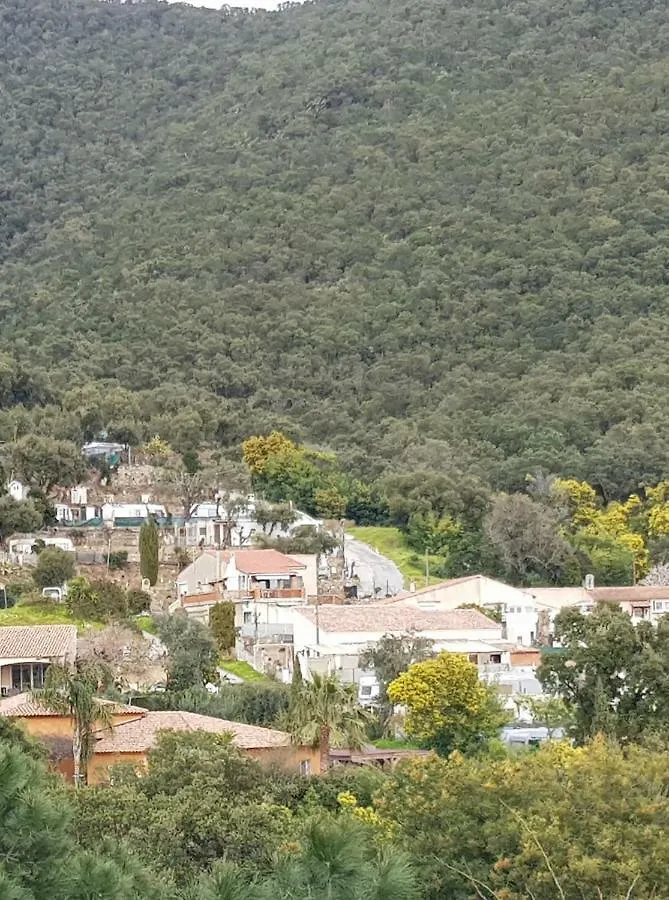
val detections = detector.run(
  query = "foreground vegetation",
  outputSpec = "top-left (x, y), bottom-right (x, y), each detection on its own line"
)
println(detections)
top-left (4, 718), bottom-right (669, 899)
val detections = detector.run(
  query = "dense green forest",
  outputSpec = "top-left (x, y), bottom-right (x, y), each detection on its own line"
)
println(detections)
top-left (2, 0), bottom-right (669, 495)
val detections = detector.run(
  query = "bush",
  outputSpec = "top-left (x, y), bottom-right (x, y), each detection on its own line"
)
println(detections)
top-left (32, 548), bottom-right (75, 589)
top-left (127, 589), bottom-right (151, 615)
top-left (108, 550), bottom-right (129, 571)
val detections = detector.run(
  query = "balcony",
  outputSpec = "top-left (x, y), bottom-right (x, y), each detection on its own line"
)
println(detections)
top-left (223, 588), bottom-right (305, 601)
top-left (240, 623), bottom-right (294, 642)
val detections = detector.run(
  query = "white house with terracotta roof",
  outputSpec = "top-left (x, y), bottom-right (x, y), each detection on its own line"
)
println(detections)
top-left (376, 575), bottom-right (540, 646)
top-left (177, 549), bottom-right (318, 632)
top-left (0, 625), bottom-right (77, 694)
top-left (293, 604), bottom-right (508, 688)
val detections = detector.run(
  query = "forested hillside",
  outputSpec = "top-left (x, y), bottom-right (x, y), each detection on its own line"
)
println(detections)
top-left (2, 0), bottom-right (669, 494)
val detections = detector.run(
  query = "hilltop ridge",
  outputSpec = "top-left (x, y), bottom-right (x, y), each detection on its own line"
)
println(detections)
top-left (1, 0), bottom-right (669, 494)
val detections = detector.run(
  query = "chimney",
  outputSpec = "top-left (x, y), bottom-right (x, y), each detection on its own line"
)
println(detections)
top-left (409, 580), bottom-right (416, 593)
top-left (584, 573), bottom-right (595, 590)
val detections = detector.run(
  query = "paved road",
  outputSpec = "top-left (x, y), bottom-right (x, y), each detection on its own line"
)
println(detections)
top-left (344, 536), bottom-right (405, 598)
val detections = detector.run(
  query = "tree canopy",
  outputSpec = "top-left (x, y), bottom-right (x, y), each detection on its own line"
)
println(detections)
top-left (1, 0), bottom-right (669, 500)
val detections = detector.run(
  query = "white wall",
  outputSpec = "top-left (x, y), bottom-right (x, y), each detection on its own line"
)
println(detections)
top-left (289, 554), bottom-right (318, 597)
top-left (7, 481), bottom-right (29, 502)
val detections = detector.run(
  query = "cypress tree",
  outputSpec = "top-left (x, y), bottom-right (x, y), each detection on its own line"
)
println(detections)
top-left (139, 515), bottom-right (159, 587)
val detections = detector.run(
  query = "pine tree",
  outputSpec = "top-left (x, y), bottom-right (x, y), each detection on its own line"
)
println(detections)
top-left (139, 515), bottom-right (159, 587)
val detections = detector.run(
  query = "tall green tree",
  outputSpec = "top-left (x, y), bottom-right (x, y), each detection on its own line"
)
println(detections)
top-left (0, 494), bottom-right (42, 546)
top-left (209, 603), bottom-right (237, 655)
top-left (156, 615), bottom-right (218, 690)
top-left (282, 674), bottom-right (371, 773)
top-left (538, 605), bottom-right (669, 743)
top-left (32, 547), bottom-right (75, 589)
top-left (139, 515), bottom-right (159, 587)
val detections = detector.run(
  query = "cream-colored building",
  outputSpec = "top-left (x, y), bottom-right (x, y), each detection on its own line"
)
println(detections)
top-left (0, 625), bottom-right (77, 694)
top-left (378, 575), bottom-right (540, 646)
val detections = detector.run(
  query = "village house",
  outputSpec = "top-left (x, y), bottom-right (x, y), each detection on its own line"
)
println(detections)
top-left (0, 695), bottom-right (319, 782)
top-left (176, 549), bottom-right (318, 678)
top-left (8, 535), bottom-right (75, 558)
top-left (292, 604), bottom-right (509, 699)
top-left (7, 479), bottom-right (30, 502)
top-left (0, 625), bottom-right (77, 694)
top-left (376, 574), bottom-right (541, 646)
top-left (173, 496), bottom-right (321, 549)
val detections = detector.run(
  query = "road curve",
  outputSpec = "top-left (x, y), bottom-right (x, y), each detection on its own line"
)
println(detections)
top-left (344, 536), bottom-right (405, 598)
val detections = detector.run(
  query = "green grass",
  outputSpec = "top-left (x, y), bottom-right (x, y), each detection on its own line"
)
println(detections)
top-left (0, 601), bottom-right (95, 631)
top-left (219, 659), bottom-right (268, 682)
top-left (135, 615), bottom-right (157, 634)
top-left (373, 738), bottom-right (423, 750)
top-left (346, 526), bottom-right (442, 588)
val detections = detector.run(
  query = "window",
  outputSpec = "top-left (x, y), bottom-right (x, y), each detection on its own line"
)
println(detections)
top-left (652, 600), bottom-right (669, 613)
top-left (11, 662), bottom-right (48, 691)
top-left (243, 612), bottom-right (252, 624)
top-left (300, 759), bottom-right (311, 776)
top-left (490, 654), bottom-right (502, 664)
top-left (360, 685), bottom-right (372, 697)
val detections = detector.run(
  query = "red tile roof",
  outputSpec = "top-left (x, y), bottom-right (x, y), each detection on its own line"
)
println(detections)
top-left (93, 710), bottom-right (291, 753)
top-left (590, 586), bottom-right (669, 604)
top-left (295, 605), bottom-right (499, 633)
top-left (182, 591), bottom-right (220, 606)
top-left (0, 693), bottom-right (147, 718)
top-left (230, 549), bottom-right (306, 575)
top-left (0, 625), bottom-right (77, 661)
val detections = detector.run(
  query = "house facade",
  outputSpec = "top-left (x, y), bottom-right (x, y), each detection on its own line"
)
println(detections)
top-left (7, 479), bottom-right (30, 502)
top-left (0, 625), bottom-right (77, 694)
top-left (173, 497), bottom-right (321, 549)
top-left (0, 696), bottom-right (320, 782)
top-left (177, 549), bottom-right (318, 677)
top-left (379, 575), bottom-right (540, 646)
top-left (293, 604), bottom-right (509, 694)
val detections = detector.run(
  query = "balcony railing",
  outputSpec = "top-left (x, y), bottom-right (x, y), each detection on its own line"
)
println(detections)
top-left (222, 588), bottom-right (305, 601)
top-left (240, 623), bottom-right (294, 641)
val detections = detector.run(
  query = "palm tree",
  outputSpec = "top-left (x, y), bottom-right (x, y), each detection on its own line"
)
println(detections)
top-left (282, 673), bottom-right (371, 773)
top-left (34, 662), bottom-right (114, 786)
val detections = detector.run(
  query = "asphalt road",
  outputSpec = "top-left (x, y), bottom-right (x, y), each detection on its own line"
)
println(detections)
top-left (344, 536), bottom-right (405, 598)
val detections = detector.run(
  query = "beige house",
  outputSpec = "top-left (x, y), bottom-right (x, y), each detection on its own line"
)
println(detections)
top-left (377, 575), bottom-right (540, 646)
top-left (293, 604), bottom-right (509, 687)
top-left (0, 625), bottom-right (77, 694)
top-left (0, 695), bottom-right (320, 783)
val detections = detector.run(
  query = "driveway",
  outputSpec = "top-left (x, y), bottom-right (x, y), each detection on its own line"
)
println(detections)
top-left (344, 536), bottom-right (404, 598)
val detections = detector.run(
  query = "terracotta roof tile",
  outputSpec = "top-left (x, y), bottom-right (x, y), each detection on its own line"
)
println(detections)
top-left (295, 605), bottom-right (499, 633)
top-left (93, 710), bottom-right (291, 753)
top-left (590, 586), bottom-right (669, 603)
top-left (231, 549), bottom-right (306, 575)
top-left (182, 591), bottom-right (220, 606)
top-left (0, 625), bottom-right (77, 661)
top-left (0, 692), bottom-right (148, 718)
